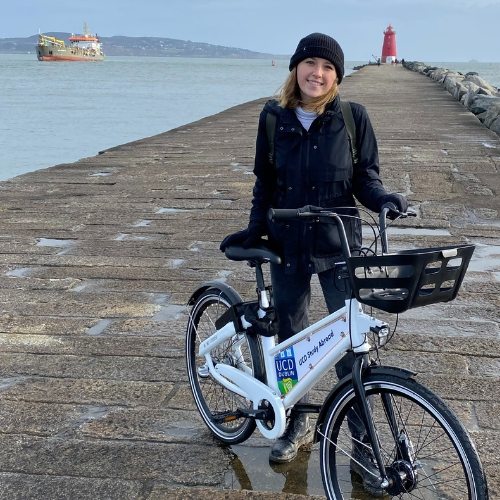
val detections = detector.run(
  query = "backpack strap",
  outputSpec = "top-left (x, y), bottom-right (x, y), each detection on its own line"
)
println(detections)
top-left (339, 99), bottom-right (359, 165)
top-left (266, 112), bottom-right (277, 164)
top-left (267, 102), bottom-right (359, 166)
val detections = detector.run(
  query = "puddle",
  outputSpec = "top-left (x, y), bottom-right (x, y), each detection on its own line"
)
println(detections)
top-left (36, 238), bottom-right (77, 255)
top-left (442, 149), bottom-right (448, 155)
top-left (190, 247), bottom-right (200, 252)
top-left (61, 405), bottom-right (109, 436)
top-left (134, 220), bottom-right (151, 227)
top-left (152, 294), bottom-right (170, 306)
top-left (216, 270), bottom-right (233, 283)
top-left (6, 267), bottom-right (33, 277)
top-left (86, 319), bottom-right (115, 336)
top-left (0, 235), bottom-right (12, 238)
top-left (162, 421), bottom-right (199, 439)
top-left (402, 146), bottom-right (412, 150)
top-left (468, 244), bottom-right (500, 273)
top-left (89, 172), bottom-right (112, 177)
top-left (115, 233), bottom-right (164, 241)
top-left (171, 259), bottom-right (185, 269)
top-left (155, 208), bottom-right (189, 214)
top-left (152, 304), bottom-right (187, 321)
top-left (225, 445), bottom-right (323, 496)
top-left (72, 283), bottom-right (89, 292)
top-left (0, 376), bottom-right (23, 392)
top-left (483, 143), bottom-right (498, 149)
top-left (36, 238), bottom-right (76, 247)
top-left (362, 227), bottom-right (451, 237)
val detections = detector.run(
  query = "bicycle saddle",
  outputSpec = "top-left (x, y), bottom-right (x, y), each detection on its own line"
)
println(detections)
top-left (225, 244), bottom-right (282, 264)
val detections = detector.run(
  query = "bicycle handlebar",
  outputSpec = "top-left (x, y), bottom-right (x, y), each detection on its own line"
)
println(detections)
top-left (268, 205), bottom-right (417, 255)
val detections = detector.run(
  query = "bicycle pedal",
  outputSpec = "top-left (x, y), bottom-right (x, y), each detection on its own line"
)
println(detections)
top-left (211, 410), bottom-right (242, 424)
top-left (211, 408), bottom-right (270, 424)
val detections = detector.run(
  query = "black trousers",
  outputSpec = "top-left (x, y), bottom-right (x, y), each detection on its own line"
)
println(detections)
top-left (271, 263), bottom-right (364, 435)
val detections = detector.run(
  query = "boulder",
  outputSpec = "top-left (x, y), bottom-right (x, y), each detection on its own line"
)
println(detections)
top-left (483, 101), bottom-right (500, 128)
top-left (469, 95), bottom-right (500, 114)
top-left (462, 81), bottom-right (480, 93)
top-left (463, 75), bottom-right (499, 95)
top-left (463, 88), bottom-right (478, 108)
top-left (464, 87), bottom-right (495, 109)
top-left (476, 111), bottom-right (488, 123)
top-left (429, 68), bottom-right (449, 81)
top-left (442, 73), bottom-right (464, 92)
top-left (476, 87), bottom-right (493, 96)
top-left (490, 117), bottom-right (500, 136)
top-left (404, 61), bottom-right (429, 73)
top-left (452, 83), bottom-right (468, 101)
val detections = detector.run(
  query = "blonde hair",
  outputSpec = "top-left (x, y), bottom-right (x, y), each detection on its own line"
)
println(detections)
top-left (275, 66), bottom-right (339, 115)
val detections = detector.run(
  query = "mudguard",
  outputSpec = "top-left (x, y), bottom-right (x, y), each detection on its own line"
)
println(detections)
top-left (187, 280), bottom-right (243, 306)
top-left (314, 364), bottom-right (417, 443)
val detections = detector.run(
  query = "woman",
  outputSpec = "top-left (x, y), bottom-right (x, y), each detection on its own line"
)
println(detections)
top-left (220, 32), bottom-right (406, 494)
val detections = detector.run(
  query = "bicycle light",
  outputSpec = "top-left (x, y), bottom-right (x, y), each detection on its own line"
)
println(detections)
top-left (371, 325), bottom-right (389, 346)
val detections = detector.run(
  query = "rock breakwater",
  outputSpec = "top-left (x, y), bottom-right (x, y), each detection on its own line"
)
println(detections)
top-left (403, 61), bottom-right (500, 137)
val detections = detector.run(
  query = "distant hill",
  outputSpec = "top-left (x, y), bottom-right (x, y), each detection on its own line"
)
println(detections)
top-left (0, 33), bottom-right (287, 59)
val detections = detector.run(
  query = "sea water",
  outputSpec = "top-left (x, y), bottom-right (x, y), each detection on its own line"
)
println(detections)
top-left (1, 55), bottom-right (499, 183)
top-left (0, 54), bottom-right (364, 182)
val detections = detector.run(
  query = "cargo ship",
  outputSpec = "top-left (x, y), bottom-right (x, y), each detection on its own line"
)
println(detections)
top-left (36, 23), bottom-right (105, 61)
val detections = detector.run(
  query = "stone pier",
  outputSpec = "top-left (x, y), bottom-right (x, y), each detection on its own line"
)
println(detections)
top-left (0, 64), bottom-right (499, 499)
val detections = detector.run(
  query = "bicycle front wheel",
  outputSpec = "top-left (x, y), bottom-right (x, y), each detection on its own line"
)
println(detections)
top-left (320, 374), bottom-right (488, 499)
top-left (186, 288), bottom-right (265, 444)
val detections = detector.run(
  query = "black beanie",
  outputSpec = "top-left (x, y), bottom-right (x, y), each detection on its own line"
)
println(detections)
top-left (289, 33), bottom-right (345, 84)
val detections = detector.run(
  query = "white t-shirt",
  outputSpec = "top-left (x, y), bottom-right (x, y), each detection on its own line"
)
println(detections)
top-left (294, 107), bottom-right (318, 131)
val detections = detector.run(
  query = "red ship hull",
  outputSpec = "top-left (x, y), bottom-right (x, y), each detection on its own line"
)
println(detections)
top-left (37, 55), bottom-right (103, 62)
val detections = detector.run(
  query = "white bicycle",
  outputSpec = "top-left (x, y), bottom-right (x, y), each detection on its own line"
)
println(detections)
top-left (186, 204), bottom-right (488, 499)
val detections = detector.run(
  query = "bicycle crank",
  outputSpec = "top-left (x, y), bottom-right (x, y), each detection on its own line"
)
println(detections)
top-left (211, 407), bottom-right (273, 424)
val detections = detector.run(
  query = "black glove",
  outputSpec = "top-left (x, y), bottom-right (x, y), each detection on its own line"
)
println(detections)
top-left (377, 193), bottom-right (408, 219)
top-left (219, 226), bottom-right (265, 252)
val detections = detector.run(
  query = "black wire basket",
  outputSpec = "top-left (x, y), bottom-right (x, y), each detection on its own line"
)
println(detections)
top-left (346, 244), bottom-right (475, 314)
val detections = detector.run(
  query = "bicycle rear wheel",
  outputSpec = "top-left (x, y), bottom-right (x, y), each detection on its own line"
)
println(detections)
top-left (186, 288), bottom-right (265, 444)
top-left (320, 374), bottom-right (488, 499)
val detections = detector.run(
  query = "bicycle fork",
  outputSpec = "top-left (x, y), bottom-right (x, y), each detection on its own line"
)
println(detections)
top-left (352, 354), bottom-right (391, 490)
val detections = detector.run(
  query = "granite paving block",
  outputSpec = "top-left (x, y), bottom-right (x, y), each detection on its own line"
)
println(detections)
top-left (0, 353), bottom-right (185, 381)
top-left (0, 473), bottom-right (143, 500)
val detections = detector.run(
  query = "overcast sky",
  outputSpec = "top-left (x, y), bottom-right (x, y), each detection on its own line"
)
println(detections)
top-left (3, 0), bottom-right (499, 62)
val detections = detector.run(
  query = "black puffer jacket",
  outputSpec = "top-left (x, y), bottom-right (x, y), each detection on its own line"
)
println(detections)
top-left (249, 96), bottom-right (388, 274)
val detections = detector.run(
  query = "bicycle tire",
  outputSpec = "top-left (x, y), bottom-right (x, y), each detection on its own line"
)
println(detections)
top-left (319, 373), bottom-right (488, 499)
top-left (186, 288), bottom-right (265, 444)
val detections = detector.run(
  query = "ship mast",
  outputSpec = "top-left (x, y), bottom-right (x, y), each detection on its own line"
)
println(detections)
top-left (83, 22), bottom-right (91, 37)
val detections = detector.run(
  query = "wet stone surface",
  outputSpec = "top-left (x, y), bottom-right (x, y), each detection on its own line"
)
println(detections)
top-left (1, 65), bottom-right (500, 498)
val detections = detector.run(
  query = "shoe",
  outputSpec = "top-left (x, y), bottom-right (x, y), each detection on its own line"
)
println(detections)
top-left (350, 436), bottom-right (388, 497)
top-left (269, 413), bottom-right (313, 463)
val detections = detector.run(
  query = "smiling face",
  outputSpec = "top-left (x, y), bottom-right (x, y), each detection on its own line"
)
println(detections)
top-left (296, 57), bottom-right (337, 103)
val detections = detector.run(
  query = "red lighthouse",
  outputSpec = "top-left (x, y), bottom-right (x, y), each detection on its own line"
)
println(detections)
top-left (381, 24), bottom-right (397, 63)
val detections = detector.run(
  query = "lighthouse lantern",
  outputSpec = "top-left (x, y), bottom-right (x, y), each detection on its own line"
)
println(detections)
top-left (381, 24), bottom-right (397, 63)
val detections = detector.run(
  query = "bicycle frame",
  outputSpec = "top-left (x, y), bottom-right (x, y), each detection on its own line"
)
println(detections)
top-left (198, 293), bottom-right (387, 439)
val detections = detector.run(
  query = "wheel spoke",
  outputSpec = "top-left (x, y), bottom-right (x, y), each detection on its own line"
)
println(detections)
top-left (186, 290), bottom-right (264, 444)
top-left (320, 376), bottom-right (482, 499)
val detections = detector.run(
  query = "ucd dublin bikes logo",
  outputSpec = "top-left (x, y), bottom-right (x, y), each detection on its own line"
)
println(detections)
top-left (275, 347), bottom-right (298, 394)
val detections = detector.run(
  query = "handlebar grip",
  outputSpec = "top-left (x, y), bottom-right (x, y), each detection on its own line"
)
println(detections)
top-left (268, 208), bottom-right (300, 221)
top-left (380, 202), bottom-right (398, 213)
